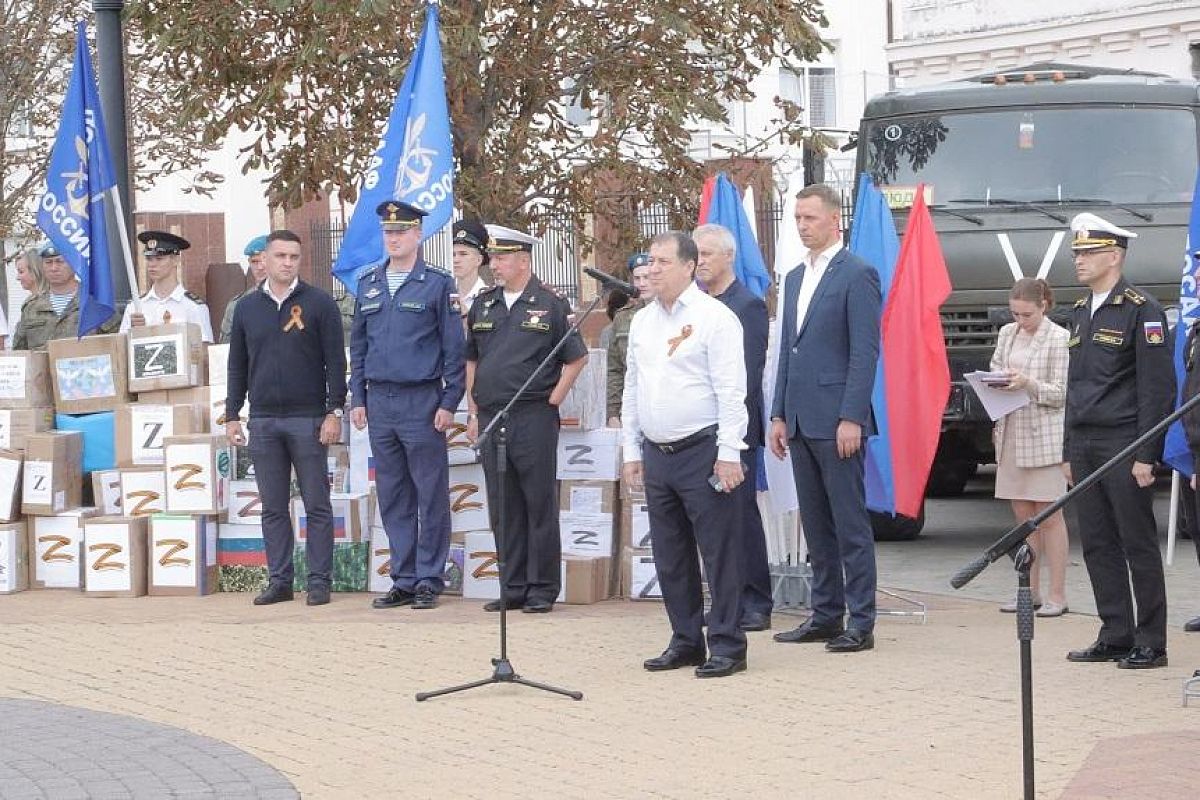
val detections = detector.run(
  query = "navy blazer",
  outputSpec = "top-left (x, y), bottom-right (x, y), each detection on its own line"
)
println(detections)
top-left (771, 248), bottom-right (881, 440)
top-left (716, 279), bottom-right (768, 449)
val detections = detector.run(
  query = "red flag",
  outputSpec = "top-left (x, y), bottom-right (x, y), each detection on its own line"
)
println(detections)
top-left (697, 176), bottom-right (715, 224)
top-left (880, 186), bottom-right (951, 517)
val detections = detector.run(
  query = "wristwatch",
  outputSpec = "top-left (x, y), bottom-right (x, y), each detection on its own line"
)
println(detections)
top-left (328, 408), bottom-right (345, 418)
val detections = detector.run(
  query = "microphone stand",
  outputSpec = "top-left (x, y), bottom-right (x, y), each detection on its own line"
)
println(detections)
top-left (417, 285), bottom-right (616, 702)
top-left (951, 390), bottom-right (1200, 799)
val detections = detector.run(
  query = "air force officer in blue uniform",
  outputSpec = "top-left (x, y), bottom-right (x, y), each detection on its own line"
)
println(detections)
top-left (769, 184), bottom-right (882, 653)
top-left (350, 201), bottom-right (466, 611)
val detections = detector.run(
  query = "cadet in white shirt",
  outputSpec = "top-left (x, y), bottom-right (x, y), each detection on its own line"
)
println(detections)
top-left (121, 230), bottom-right (214, 342)
top-left (622, 230), bottom-right (749, 679)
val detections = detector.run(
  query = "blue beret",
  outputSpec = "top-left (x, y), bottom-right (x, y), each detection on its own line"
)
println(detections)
top-left (627, 252), bottom-right (650, 270)
top-left (243, 235), bottom-right (269, 257)
top-left (39, 242), bottom-right (61, 258)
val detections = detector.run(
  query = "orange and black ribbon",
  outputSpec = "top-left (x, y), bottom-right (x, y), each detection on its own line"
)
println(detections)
top-left (283, 304), bottom-right (305, 332)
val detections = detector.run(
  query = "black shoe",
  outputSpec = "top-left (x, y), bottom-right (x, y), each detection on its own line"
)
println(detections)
top-left (306, 585), bottom-right (330, 606)
top-left (695, 655), bottom-right (747, 678)
top-left (1066, 641), bottom-right (1132, 663)
top-left (643, 648), bottom-right (707, 672)
top-left (773, 619), bottom-right (844, 644)
top-left (826, 629), bottom-right (874, 653)
top-left (1185, 616), bottom-right (1200, 633)
top-left (1117, 646), bottom-right (1168, 669)
top-left (522, 599), bottom-right (554, 614)
top-left (372, 588), bottom-right (415, 609)
top-left (412, 586), bottom-right (438, 610)
top-left (253, 583), bottom-right (294, 606)
top-left (483, 598), bottom-right (523, 612)
top-left (740, 612), bottom-right (772, 632)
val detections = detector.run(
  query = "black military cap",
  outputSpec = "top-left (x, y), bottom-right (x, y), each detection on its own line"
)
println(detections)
top-left (138, 230), bottom-right (191, 256)
top-left (376, 201), bottom-right (427, 229)
top-left (453, 219), bottom-right (490, 262)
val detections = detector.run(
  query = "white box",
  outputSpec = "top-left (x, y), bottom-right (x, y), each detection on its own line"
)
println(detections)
top-left (0, 450), bottom-right (21, 522)
top-left (445, 411), bottom-right (478, 465)
top-left (120, 469), bottom-right (167, 517)
top-left (349, 420), bottom-right (373, 491)
top-left (556, 428), bottom-right (621, 481)
top-left (226, 479), bottom-right (262, 523)
top-left (30, 511), bottom-right (97, 589)
top-left (148, 515), bottom-right (218, 593)
top-left (207, 343), bottom-right (230, 388)
top-left (83, 518), bottom-right (147, 596)
top-left (448, 463), bottom-right (489, 533)
top-left (630, 551), bottom-right (663, 600)
top-left (163, 435), bottom-right (229, 514)
top-left (462, 530), bottom-right (500, 599)
top-left (0, 523), bottom-right (29, 594)
top-left (292, 491), bottom-right (369, 543)
top-left (559, 511), bottom-right (614, 557)
top-left (91, 470), bottom-right (123, 516)
top-left (628, 499), bottom-right (653, 549)
top-left (369, 526), bottom-right (391, 593)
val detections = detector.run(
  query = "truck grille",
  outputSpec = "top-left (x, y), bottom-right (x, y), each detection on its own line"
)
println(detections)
top-left (941, 309), bottom-right (996, 350)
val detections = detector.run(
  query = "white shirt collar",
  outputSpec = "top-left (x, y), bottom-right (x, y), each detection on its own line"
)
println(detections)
top-left (264, 277), bottom-right (299, 306)
top-left (656, 280), bottom-right (703, 314)
top-left (144, 282), bottom-right (185, 302)
top-left (807, 241), bottom-right (843, 270)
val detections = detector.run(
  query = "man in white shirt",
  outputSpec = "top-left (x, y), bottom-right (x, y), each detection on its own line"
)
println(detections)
top-left (121, 230), bottom-right (214, 342)
top-left (622, 230), bottom-right (749, 678)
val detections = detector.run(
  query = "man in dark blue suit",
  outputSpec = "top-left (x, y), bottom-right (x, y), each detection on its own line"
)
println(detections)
top-left (695, 223), bottom-right (774, 632)
top-left (768, 184), bottom-right (882, 653)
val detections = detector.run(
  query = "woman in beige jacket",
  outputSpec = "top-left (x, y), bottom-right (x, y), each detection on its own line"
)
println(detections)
top-left (990, 278), bottom-right (1070, 616)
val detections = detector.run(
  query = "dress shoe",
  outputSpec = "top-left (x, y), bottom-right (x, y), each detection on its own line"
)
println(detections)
top-left (772, 620), bottom-right (844, 644)
top-left (1117, 646), bottom-right (1168, 670)
top-left (1185, 616), bottom-right (1200, 632)
top-left (643, 648), bottom-right (707, 672)
top-left (412, 586), bottom-right (437, 610)
top-left (1066, 641), bottom-right (1132, 663)
top-left (695, 655), bottom-right (748, 678)
top-left (999, 595), bottom-right (1042, 613)
top-left (522, 599), bottom-right (554, 614)
top-left (1035, 602), bottom-right (1069, 618)
top-left (252, 583), bottom-right (294, 606)
top-left (826, 629), bottom-right (874, 653)
top-left (372, 588), bottom-right (415, 609)
top-left (740, 612), bottom-right (772, 632)
top-left (483, 598), bottom-right (523, 612)
top-left (306, 584), bottom-right (330, 606)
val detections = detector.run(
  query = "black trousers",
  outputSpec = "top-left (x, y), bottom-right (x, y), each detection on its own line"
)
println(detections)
top-left (480, 402), bottom-right (561, 604)
top-left (738, 447), bottom-right (774, 617)
top-left (643, 438), bottom-right (745, 659)
top-left (1068, 431), bottom-right (1167, 649)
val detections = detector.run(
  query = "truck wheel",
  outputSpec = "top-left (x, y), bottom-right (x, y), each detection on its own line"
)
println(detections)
top-left (925, 459), bottom-right (973, 497)
top-left (871, 506), bottom-right (925, 541)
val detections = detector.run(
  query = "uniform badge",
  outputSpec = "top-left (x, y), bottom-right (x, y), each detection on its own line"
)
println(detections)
top-left (399, 301), bottom-right (426, 312)
top-left (520, 308), bottom-right (550, 332)
top-left (472, 321), bottom-right (495, 332)
top-left (1092, 327), bottom-right (1123, 347)
top-left (365, 288), bottom-right (381, 299)
top-left (1144, 321), bottom-right (1165, 345)
top-left (449, 293), bottom-right (461, 313)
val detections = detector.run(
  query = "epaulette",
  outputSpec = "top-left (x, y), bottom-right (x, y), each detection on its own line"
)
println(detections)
top-left (185, 290), bottom-right (207, 306)
top-left (1123, 287), bottom-right (1146, 305)
top-left (1073, 298), bottom-right (1087, 308)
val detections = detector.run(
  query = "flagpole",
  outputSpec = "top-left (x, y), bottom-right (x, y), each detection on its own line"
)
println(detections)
top-left (1167, 471), bottom-right (1180, 566)
top-left (108, 186), bottom-right (141, 313)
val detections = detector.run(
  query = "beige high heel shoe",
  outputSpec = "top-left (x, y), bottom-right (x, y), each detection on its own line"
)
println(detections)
top-left (1035, 601), bottom-right (1069, 617)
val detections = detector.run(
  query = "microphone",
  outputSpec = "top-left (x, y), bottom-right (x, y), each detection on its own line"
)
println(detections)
top-left (584, 267), bottom-right (639, 298)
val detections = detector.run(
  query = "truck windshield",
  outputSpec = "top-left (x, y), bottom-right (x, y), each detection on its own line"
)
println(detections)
top-left (864, 107), bottom-right (1197, 206)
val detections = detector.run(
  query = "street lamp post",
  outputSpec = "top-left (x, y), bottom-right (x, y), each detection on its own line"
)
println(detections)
top-left (92, 0), bottom-right (133, 303)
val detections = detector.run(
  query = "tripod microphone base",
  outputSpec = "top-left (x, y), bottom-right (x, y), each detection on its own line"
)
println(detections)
top-left (415, 658), bottom-right (584, 702)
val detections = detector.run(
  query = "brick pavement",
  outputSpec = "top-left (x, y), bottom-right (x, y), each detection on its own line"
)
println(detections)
top-left (0, 591), bottom-right (1198, 799)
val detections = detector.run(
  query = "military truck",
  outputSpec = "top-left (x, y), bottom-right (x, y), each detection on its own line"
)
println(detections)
top-left (853, 63), bottom-right (1198, 539)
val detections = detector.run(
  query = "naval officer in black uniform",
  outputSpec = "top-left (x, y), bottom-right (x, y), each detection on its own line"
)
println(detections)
top-left (464, 225), bottom-right (588, 613)
top-left (1063, 212), bottom-right (1174, 670)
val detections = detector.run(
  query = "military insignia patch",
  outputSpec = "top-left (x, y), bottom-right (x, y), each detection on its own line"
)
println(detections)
top-left (1144, 321), bottom-right (1165, 345)
top-left (1092, 329), bottom-right (1124, 347)
top-left (365, 288), bottom-right (381, 299)
top-left (472, 321), bottom-right (495, 332)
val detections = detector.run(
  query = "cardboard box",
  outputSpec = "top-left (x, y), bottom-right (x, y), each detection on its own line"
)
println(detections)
top-left (136, 390), bottom-right (171, 404)
top-left (128, 322), bottom-right (206, 392)
top-left (448, 462), bottom-right (489, 533)
top-left (83, 516), bottom-right (148, 597)
top-left (226, 479), bottom-right (262, 523)
top-left (563, 555), bottom-right (611, 605)
top-left (327, 444), bottom-right (350, 492)
top-left (445, 411), bottom-right (478, 465)
top-left (54, 411), bottom-right (116, 474)
top-left (462, 530), bottom-right (500, 600)
top-left (163, 434), bottom-right (230, 514)
top-left (21, 431), bottom-right (83, 516)
top-left (167, 386), bottom-right (241, 436)
top-left (217, 522), bottom-right (266, 567)
top-left (0, 521), bottom-right (29, 594)
top-left (620, 495), bottom-right (654, 550)
top-left (559, 479), bottom-right (619, 515)
top-left (148, 515), bottom-right (218, 596)
top-left (292, 541), bottom-right (368, 592)
top-left (558, 348), bottom-right (607, 430)
top-left (559, 511), bottom-right (614, 557)
top-left (368, 526), bottom-right (464, 595)
top-left (114, 403), bottom-right (206, 467)
top-left (0, 449), bottom-right (21, 523)
top-left (48, 333), bottom-right (131, 414)
top-left (28, 510), bottom-right (99, 589)
top-left (624, 547), bottom-right (662, 601)
top-left (91, 469), bottom-right (123, 515)
top-left (0, 351), bottom-right (53, 408)
top-left (120, 467), bottom-right (167, 517)
top-left (207, 343), bottom-right (230, 387)
top-left (292, 491), bottom-right (369, 543)
top-left (556, 428), bottom-right (621, 481)
top-left (0, 407), bottom-right (54, 452)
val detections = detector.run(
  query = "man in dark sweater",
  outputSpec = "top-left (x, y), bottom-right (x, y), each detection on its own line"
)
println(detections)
top-left (226, 229), bottom-right (348, 607)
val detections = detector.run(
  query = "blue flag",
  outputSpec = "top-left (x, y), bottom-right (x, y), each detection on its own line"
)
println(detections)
top-left (849, 174), bottom-right (901, 515)
top-left (699, 173), bottom-right (772, 298)
top-left (332, 3), bottom-right (454, 293)
top-left (1163, 169), bottom-right (1200, 476)
top-left (36, 21), bottom-right (117, 337)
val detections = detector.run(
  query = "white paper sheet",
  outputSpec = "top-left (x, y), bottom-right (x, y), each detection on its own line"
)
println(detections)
top-left (964, 371), bottom-right (1031, 421)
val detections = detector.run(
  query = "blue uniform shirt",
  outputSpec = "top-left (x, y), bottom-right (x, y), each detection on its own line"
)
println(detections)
top-left (349, 259), bottom-right (466, 411)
